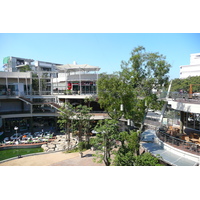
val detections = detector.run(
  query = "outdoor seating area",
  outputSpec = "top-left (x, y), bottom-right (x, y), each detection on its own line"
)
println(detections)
top-left (0, 131), bottom-right (55, 147)
top-left (165, 125), bottom-right (200, 144)
top-left (157, 126), bottom-right (200, 155)
top-left (166, 126), bottom-right (180, 136)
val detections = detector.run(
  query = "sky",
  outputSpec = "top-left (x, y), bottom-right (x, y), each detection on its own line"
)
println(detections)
top-left (0, 33), bottom-right (200, 79)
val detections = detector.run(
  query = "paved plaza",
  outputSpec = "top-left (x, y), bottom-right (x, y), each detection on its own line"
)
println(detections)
top-left (0, 149), bottom-right (105, 166)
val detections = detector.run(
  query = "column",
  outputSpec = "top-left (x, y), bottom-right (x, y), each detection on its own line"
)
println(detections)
top-left (39, 72), bottom-right (41, 95)
top-left (180, 111), bottom-right (184, 134)
top-left (96, 70), bottom-right (98, 95)
top-left (79, 67), bottom-right (82, 94)
top-left (159, 102), bottom-right (167, 124)
top-left (26, 75), bottom-right (28, 95)
top-left (17, 74), bottom-right (20, 96)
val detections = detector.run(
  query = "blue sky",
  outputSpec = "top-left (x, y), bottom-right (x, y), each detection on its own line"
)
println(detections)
top-left (0, 33), bottom-right (200, 79)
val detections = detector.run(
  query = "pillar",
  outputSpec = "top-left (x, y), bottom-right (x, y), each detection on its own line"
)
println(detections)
top-left (180, 111), bottom-right (184, 134)
top-left (159, 102), bottom-right (167, 124)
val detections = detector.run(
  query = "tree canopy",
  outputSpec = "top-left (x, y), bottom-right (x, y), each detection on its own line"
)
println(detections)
top-left (171, 76), bottom-right (200, 93)
top-left (97, 46), bottom-right (171, 129)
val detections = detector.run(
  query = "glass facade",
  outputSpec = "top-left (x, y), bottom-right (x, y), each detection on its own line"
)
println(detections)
top-left (163, 109), bottom-right (180, 126)
top-left (53, 81), bottom-right (97, 94)
top-left (163, 109), bottom-right (200, 131)
top-left (183, 112), bottom-right (200, 130)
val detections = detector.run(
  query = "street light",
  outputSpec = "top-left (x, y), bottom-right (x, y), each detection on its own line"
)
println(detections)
top-left (14, 126), bottom-right (18, 140)
top-left (14, 126), bottom-right (21, 158)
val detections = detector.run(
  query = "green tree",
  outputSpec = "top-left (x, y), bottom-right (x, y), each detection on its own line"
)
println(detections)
top-left (92, 119), bottom-right (119, 166)
top-left (134, 152), bottom-right (162, 166)
top-left (171, 76), bottom-right (200, 93)
top-left (119, 46), bottom-right (171, 130)
top-left (113, 131), bottom-right (162, 166)
top-left (19, 65), bottom-right (31, 72)
top-left (74, 104), bottom-right (92, 144)
top-left (97, 46), bottom-right (171, 130)
top-left (57, 102), bottom-right (75, 150)
top-left (32, 72), bottom-right (46, 94)
top-left (97, 73), bottom-right (125, 120)
top-left (113, 131), bottom-right (140, 166)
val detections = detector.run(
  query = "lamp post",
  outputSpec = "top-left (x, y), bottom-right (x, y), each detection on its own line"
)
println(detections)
top-left (14, 126), bottom-right (21, 158)
top-left (14, 126), bottom-right (18, 140)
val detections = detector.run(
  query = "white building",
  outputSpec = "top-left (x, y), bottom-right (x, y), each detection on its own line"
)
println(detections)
top-left (3, 56), bottom-right (62, 72)
top-left (0, 56), bottom-right (104, 134)
top-left (180, 53), bottom-right (200, 79)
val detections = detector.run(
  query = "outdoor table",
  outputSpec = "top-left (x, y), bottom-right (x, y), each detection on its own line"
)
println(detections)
top-left (193, 133), bottom-right (199, 139)
top-left (190, 138), bottom-right (199, 143)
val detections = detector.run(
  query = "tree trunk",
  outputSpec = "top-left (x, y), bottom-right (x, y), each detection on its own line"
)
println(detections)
top-left (104, 150), bottom-right (111, 166)
top-left (139, 110), bottom-right (148, 132)
top-left (103, 140), bottom-right (111, 166)
top-left (67, 122), bottom-right (70, 150)
top-left (78, 124), bottom-right (82, 142)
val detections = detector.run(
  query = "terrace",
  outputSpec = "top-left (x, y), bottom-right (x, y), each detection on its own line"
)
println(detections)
top-left (156, 126), bottom-right (200, 156)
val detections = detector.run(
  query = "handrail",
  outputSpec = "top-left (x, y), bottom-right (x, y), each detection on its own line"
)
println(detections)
top-left (156, 128), bottom-right (200, 155)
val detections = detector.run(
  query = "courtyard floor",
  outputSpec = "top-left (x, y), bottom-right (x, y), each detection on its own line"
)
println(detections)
top-left (0, 149), bottom-right (105, 166)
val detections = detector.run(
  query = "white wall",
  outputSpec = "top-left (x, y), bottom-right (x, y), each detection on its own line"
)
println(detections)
top-left (168, 100), bottom-right (200, 113)
top-left (180, 64), bottom-right (200, 78)
top-left (190, 53), bottom-right (200, 65)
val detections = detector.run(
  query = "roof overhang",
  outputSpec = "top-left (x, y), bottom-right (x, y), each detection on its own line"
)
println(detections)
top-left (55, 64), bottom-right (100, 72)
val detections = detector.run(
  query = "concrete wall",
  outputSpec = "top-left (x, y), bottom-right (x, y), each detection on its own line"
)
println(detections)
top-left (180, 64), bottom-right (200, 78)
top-left (156, 138), bottom-right (200, 163)
top-left (168, 100), bottom-right (200, 114)
top-left (0, 100), bottom-right (30, 112)
top-left (0, 72), bottom-right (31, 78)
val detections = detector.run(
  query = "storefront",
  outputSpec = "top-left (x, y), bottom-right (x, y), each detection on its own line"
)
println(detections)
top-left (71, 81), bottom-right (96, 94)
top-left (3, 117), bottom-right (30, 133)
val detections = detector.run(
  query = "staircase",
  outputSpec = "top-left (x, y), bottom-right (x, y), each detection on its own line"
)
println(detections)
top-left (18, 96), bottom-right (33, 105)
top-left (48, 102), bottom-right (62, 110)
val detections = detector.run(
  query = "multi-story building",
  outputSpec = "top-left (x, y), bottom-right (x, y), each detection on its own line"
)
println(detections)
top-left (3, 56), bottom-right (62, 72)
top-left (180, 53), bottom-right (200, 78)
top-left (0, 56), bottom-right (105, 136)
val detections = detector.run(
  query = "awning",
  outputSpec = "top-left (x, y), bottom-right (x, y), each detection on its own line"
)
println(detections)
top-left (56, 64), bottom-right (100, 72)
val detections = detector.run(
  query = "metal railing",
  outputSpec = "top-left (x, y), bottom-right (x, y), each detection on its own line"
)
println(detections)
top-left (156, 128), bottom-right (200, 155)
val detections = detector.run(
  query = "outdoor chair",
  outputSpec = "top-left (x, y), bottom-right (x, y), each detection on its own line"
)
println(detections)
top-left (185, 136), bottom-right (191, 142)
top-left (184, 136), bottom-right (191, 149)
top-left (194, 138), bottom-right (200, 145)
top-left (190, 144), bottom-right (198, 152)
top-left (189, 133), bottom-right (195, 139)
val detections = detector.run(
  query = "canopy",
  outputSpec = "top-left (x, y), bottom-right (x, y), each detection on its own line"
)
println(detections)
top-left (56, 64), bottom-right (100, 72)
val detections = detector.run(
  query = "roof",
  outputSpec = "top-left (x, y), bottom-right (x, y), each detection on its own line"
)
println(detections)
top-left (55, 64), bottom-right (100, 72)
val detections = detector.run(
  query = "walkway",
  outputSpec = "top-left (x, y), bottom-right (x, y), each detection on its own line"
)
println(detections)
top-left (0, 149), bottom-right (105, 166)
top-left (140, 129), bottom-right (199, 166)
